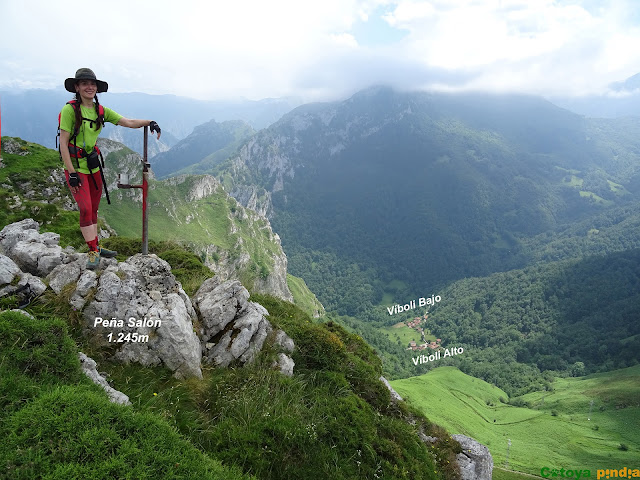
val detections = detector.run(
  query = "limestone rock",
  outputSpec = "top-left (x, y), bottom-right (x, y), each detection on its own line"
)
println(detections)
top-left (17, 273), bottom-right (47, 297)
top-left (47, 259), bottom-right (83, 294)
top-left (7, 309), bottom-right (35, 320)
top-left (195, 279), bottom-right (293, 371)
top-left (452, 434), bottom-right (493, 480)
top-left (273, 353), bottom-right (295, 376)
top-left (0, 219), bottom-right (65, 276)
top-left (380, 376), bottom-right (403, 402)
top-left (0, 218), bottom-right (41, 253)
top-left (82, 254), bottom-right (202, 379)
top-left (70, 270), bottom-right (98, 310)
top-left (78, 352), bottom-right (131, 406)
top-left (0, 254), bottom-right (21, 285)
top-left (274, 329), bottom-right (295, 353)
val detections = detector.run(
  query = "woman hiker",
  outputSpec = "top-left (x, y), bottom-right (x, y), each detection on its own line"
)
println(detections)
top-left (59, 68), bottom-right (161, 269)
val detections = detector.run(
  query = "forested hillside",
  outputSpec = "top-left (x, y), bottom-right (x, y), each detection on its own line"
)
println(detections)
top-left (215, 87), bottom-right (640, 316)
top-left (207, 87), bottom-right (640, 399)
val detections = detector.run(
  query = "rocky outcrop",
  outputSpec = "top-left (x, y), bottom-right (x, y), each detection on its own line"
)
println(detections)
top-left (203, 211), bottom-right (293, 303)
top-left (380, 376), bottom-right (404, 402)
top-left (79, 352), bottom-right (131, 405)
top-left (252, 231), bottom-right (293, 302)
top-left (194, 277), bottom-right (295, 370)
top-left (1, 219), bottom-right (296, 381)
top-left (377, 369), bottom-right (493, 480)
top-left (2, 138), bottom-right (30, 156)
top-left (82, 254), bottom-right (203, 380)
top-left (453, 434), bottom-right (493, 480)
top-left (229, 184), bottom-right (273, 218)
top-left (0, 219), bottom-right (65, 276)
top-left (97, 139), bottom-right (293, 303)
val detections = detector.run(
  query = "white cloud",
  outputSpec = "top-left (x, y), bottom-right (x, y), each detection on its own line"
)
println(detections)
top-left (383, 1), bottom-right (436, 26)
top-left (330, 33), bottom-right (360, 48)
top-left (1, 0), bottom-right (640, 99)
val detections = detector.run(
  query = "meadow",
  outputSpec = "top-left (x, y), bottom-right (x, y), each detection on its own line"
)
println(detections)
top-left (390, 366), bottom-right (640, 476)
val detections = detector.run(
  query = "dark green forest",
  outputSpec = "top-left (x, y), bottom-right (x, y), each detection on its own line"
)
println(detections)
top-left (210, 88), bottom-right (640, 397)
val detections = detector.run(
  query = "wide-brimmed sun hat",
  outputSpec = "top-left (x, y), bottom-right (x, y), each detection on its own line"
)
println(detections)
top-left (64, 68), bottom-right (108, 93)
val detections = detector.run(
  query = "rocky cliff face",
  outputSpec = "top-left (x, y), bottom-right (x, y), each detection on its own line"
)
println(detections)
top-left (96, 139), bottom-right (293, 302)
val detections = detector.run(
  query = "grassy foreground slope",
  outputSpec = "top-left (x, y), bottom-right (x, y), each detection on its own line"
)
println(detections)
top-left (391, 367), bottom-right (640, 475)
top-left (0, 311), bottom-right (252, 480)
top-left (0, 235), bottom-right (461, 480)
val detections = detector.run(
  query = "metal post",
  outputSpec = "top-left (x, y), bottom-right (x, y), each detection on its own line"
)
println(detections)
top-left (142, 126), bottom-right (149, 255)
top-left (505, 439), bottom-right (511, 469)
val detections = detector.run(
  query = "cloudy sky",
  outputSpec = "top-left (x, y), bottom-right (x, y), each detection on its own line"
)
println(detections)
top-left (1, 0), bottom-right (639, 101)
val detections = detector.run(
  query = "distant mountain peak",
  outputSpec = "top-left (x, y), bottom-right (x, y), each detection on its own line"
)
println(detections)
top-left (609, 72), bottom-right (640, 93)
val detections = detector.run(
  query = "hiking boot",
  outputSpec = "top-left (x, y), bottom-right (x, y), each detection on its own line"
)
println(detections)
top-left (86, 250), bottom-right (100, 270)
top-left (98, 246), bottom-right (117, 258)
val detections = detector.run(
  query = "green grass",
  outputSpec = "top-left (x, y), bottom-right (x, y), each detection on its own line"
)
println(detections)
top-left (379, 279), bottom-right (410, 306)
top-left (0, 137), bottom-right (89, 248)
top-left (493, 467), bottom-right (542, 480)
top-left (607, 180), bottom-right (630, 196)
top-left (102, 170), bottom-right (282, 292)
top-left (99, 237), bottom-right (215, 296)
top-left (2, 284), bottom-right (460, 480)
top-left (286, 274), bottom-right (325, 318)
top-left (579, 191), bottom-right (614, 206)
top-left (391, 366), bottom-right (640, 476)
top-left (379, 323), bottom-right (438, 347)
top-left (563, 175), bottom-right (584, 187)
top-left (0, 311), bottom-right (251, 480)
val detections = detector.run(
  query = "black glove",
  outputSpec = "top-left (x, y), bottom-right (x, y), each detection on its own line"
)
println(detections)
top-left (68, 172), bottom-right (81, 187)
top-left (149, 121), bottom-right (161, 136)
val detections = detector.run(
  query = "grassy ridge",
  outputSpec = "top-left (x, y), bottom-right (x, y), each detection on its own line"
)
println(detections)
top-left (286, 273), bottom-right (325, 318)
top-left (390, 367), bottom-right (640, 476)
top-left (98, 142), bottom-right (285, 291)
top-left (0, 137), bottom-right (89, 248)
top-left (0, 311), bottom-right (251, 480)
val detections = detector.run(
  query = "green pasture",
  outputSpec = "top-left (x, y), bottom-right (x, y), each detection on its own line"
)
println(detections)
top-left (391, 366), bottom-right (640, 477)
top-left (579, 190), bottom-right (614, 206)
top-left (607, 180), bottom-right (630, 196)
top-left (563, 175), bottom-right (584, 187)
top-left (379, 324), bottom-right (437, 347)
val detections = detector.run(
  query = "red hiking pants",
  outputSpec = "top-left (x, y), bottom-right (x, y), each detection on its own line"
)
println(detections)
top-left (65, 170), bottom-right (103, 227)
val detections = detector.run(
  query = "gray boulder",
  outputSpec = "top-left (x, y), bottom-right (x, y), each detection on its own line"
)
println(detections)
top-left (82, 254), bottom-right (202, 380)
top-left (0, 254), bottom-right (21, 285)
top-left (452, 434), bottom-right (493, 480)
top-left (17, 273), bottom-right (47, 297)
top-left (7, 309), bottom-right (35, 320)
top-left (274, 329), bottom-right (295, 353)
top-left (195, 278), bottom-right (294, 372)
top-left (70, 270), bottom-right (98, 310)
top-left (273, 352), bottom-right (295, 376)
top-left (47, 259), bottom-right (83, 294)
top-left (0, 219), bottom-right (66, 276)
top-left (78, 352), bottom-right (131, 405)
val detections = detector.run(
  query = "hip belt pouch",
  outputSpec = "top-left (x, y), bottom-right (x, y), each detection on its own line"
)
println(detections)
top-left (86, 149), bottom-right (101, 170)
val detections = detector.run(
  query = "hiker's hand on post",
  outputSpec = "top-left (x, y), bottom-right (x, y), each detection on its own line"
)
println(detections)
top-left (68, 172), bottom-right (81, 194)
top-left (149, 121), bottom-right (161, 139)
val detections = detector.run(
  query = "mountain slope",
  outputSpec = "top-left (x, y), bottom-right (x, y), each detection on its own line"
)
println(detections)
top-left (0, 88), bottom-right (300, 153)
top-left (391, 366), bottom-right (640, 473)
top-left (96, 138), bottom-right (294, 301)
top-left (213, 86), bottom-right (640, 315)
top-left (151, 119), bottom-right (255, 178)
